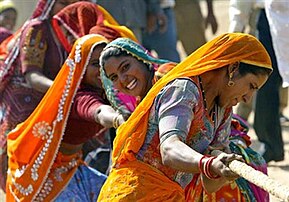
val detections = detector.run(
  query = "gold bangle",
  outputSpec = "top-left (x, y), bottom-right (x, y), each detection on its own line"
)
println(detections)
top-left (113, 114), bottom-right (120, 129)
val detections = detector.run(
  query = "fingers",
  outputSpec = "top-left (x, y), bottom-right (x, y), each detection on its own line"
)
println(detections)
top-left (211, 153), bottom-right (243, 181)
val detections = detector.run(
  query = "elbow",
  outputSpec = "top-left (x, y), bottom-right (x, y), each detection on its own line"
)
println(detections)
top-left (160, 144), bottom-right (174, 167)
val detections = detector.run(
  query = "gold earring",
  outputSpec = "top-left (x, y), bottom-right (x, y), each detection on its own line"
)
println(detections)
top-left (228, 72), bottom-right (235, 87)
top-left (228, 80), bottom-right (235, 87)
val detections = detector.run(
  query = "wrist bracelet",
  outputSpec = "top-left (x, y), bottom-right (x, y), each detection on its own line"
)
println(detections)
top-left (198, 155), bottom-right (209, 173)
top-left (198, 155), bottom-right (220, 180)
top-left (204, 156), bottom-right (220, 179)
top-left (113, 114), bottom-right (120, 129)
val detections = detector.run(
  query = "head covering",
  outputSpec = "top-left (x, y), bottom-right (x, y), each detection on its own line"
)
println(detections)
top-left (0, 1), bottom-right (137, 91)
top-left (102, 37), bottom-right (169, 65)
top-left (30, 0), bottom-right (55, 19)
top-left (100, 37), bottom-right (170, 117)
top-left (89, 5), bottom-right (138, 42)
top-left (0, 0), bottom-right (16, 14)
top-left (6, 34), bottom-right (108, 201)
top-left (52, 2), bottom-right (138, 52)
top-left (109, 33), bottom-right (272, 165)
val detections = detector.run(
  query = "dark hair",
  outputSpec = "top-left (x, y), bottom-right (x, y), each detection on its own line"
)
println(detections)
top-left (100, 46), bottom-right (152, 75)
top-left (92, 42), bottom-right (106, 52)
top-left (238, 62), bottom-right (272, 77)
top-left (99, 46), bottom-right (130, 68)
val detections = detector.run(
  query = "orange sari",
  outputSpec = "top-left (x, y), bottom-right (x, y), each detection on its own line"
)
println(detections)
top-left (98, 33), bottom-right (272, 201)
top-left (6, 35), bottom-right (109, 201)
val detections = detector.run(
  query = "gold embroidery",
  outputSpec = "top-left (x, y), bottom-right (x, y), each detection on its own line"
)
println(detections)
top-left (22, 28), bottom-right (47, 68)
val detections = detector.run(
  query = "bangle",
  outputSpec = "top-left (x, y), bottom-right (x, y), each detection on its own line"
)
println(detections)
top-left (198, 155), bottom-right (220, 180)
top-left (198, 155), bottom-right (209, 173)
top-left (113, 114), bottom-right (120, 129)
top-left (203, 156), bottom-right (220, 179)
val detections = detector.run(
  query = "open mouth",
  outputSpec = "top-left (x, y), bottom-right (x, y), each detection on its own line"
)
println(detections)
top-left (126, 79), bottom-right (137, 90)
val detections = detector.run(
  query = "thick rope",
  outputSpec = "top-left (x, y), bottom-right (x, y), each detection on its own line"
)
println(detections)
top-left (229, 160), bottom-right (289, 202)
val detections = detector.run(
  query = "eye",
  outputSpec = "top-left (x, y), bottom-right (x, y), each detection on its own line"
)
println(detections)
top-left (121, 63), bottom-right (129, 72)
top-left (250, 84), bottom-right (258, 90)
top-left (89, 59), bottom-right (100, 68)
top-left (92, 61), bottom-right (100, 68)
top-left (109, 74), bottom-right (118, 82)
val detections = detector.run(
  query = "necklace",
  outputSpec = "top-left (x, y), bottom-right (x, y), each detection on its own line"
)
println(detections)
top-left (198, 76), bottom-right (215, 123)
top-left (198, 76), bottom-right (208, 111)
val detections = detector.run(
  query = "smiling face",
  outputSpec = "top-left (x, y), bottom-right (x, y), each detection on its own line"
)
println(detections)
top-left (83, 43), bottom-right (106, 88)
top-left (104, 55), bottom-right (153, 98)
top-left (217, 72), bottom-right (268, 108)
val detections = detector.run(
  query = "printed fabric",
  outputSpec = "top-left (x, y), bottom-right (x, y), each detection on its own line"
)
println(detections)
top-left (98, 33), bottom-right (272, 201)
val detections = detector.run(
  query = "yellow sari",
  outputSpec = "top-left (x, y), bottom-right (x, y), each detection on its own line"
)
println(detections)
top-left (98, 33), bottom-right (272, 202)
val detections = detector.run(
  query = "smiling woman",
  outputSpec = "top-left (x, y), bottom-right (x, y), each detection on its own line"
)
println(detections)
top-left (98, 33), bottom-right (272, 201)
top-left (104, 55), bottom-right (155, 97)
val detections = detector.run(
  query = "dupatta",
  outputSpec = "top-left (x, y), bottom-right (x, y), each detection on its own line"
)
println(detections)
top-left (52, 2), bottom-right (138, 53)
top-left (111, 33), bottom-right (272, 165)
top-left (6, 34), bottom-right (109, 201)
top-left (0, 1), bottom-right (137, 91)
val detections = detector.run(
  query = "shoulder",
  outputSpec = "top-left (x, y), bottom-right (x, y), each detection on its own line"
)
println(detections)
top-left (162, 77), bottom-right (199, 93)
top-left (155, 77), bottom-right (200, 105)
top-left (20, 19), bottom-right (49, 43)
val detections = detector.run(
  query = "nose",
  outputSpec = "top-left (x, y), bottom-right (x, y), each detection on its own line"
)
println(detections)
top-left (119, 73), bottom-right (128, 84)
top-left (243, 91), bottom-right (255, 103)
top-left (114, 73), bottom-right (128, 89)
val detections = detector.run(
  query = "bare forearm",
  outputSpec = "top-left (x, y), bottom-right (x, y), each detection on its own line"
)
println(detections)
top-left (160, 135), bottom-right (242, 193)
top-left (25, 71), bottom-right (53, 93)
top-left (160, 135), bottom-right (202, 173)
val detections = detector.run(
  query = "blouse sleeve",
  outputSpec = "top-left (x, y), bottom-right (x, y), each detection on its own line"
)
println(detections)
top-left (19, 21), bottom-right (48, 74)
top-left (70, 89), bottom-right (106, 122)
top-left (155, 78), bottom-right (200, 144)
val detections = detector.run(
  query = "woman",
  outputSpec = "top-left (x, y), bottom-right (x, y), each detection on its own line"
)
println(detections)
top-left (6, 34), bottom-right (124, 201)
top-left (0, 0), bottom-right (136, 192)
top-left (98, 33), bottom-right (272, 201)
top-left (0, 0), bottom-right (78, 192)
top-left (0, 0), bottom-right (17, 43)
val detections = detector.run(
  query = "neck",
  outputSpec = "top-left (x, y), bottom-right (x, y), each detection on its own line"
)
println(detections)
top-left (199, 71), bottom-right (223, 112)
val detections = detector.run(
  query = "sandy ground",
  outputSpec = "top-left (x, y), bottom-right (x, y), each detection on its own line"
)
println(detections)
top-left (1, 1), bottom-right (288, 201)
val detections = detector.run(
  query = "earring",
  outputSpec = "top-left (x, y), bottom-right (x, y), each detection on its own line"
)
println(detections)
top-left (228, 80), bottom-right (235, 87)
top-left (227, 72), bottom-right (235, 87)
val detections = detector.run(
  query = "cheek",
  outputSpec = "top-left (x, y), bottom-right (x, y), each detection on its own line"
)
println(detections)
top-left (219, 88), bottom-right (235, 104)
top-left (113, 80), bottom-right (123, 90)
top-left (95, 68), bottom-right (100, 77)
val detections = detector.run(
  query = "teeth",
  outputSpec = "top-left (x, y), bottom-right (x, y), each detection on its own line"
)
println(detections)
top-left (127, 79), bottom-right (137, 90)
